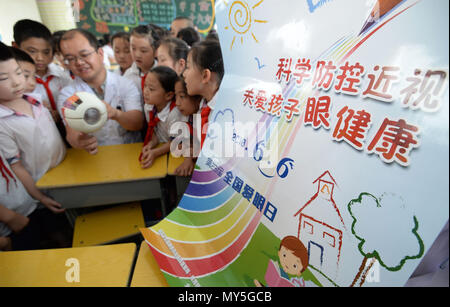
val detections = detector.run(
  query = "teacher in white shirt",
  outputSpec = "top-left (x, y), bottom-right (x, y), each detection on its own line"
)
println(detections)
top-left (57, 29), bottom-right (144, 154)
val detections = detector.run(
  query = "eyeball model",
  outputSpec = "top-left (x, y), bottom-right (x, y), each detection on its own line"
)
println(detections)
top-left (62, 92), bottom-right (107, 133)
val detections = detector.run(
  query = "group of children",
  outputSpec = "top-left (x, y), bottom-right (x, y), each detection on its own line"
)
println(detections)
top-left (0, 17), bottom-right (224, 251)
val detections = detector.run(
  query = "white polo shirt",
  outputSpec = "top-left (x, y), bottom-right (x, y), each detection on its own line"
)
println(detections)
top-left (153, 101), bottom-right (187, 143)
top-left (32, 63), bottom-right (73, 111)
top-left (57, 70), bottom-right (144, 146)
top-left (0, 95), bottom-right (66, 182)
top-left (0, 153), bottom-right (37, 237)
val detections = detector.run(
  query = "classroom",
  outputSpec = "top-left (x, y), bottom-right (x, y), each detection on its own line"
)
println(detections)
top-left (0, 0), bottom-right (448, 290)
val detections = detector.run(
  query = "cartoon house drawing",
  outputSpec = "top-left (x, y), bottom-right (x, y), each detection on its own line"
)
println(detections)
top-left (293, 171), bottom-right (346, 281)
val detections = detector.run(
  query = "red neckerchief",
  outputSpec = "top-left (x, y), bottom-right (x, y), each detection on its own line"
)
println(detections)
top-left (200, 105), bottom-right (212, 148)
top-left (0, 158), bottom-right (17, 193)
top-left (141, 74), bottom-right (147, 93)
top-left (36, 75), bottom-right (57, 110)
top-left (139, 100), bottom-right (176, 161)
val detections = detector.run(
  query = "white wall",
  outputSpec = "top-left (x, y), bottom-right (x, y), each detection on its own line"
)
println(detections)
top-left (0, 0), bottom-right (43, 45)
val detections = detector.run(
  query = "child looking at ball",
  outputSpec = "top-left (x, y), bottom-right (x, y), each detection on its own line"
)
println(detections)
top-left (0, 42), bottom-right (66, 214)
top-left (140, 66), bottom-right (187, 169)
top-left (8, 47), bottom-right (37, 94)
top-left (111, 32), bottom-right (133, 76)
top-left (12, 19), bottom-right (72, 125)
top-left (124, 25), bottom-right (159, 99)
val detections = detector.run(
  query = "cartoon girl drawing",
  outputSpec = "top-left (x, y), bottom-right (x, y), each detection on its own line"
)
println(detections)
top-left (255, 235), bottom-right (309, 287)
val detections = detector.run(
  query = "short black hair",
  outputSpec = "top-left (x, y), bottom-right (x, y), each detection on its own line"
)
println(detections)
top-left (150, 65), bottom-right (178, 93)
top-left (148, 23), bottom-right (170, 40)
top-left (0, 41), bottom-right (14, 63)
top-left (9, 47), bottom-right (35, 65)
top-left (173, 16), bottom-right (194, 26)
top-left (111, 32), bottom-right (131, 45)
top-left (131, 25), bottom-right (160, 49)
top-left (177, 27), bottom-right (200, 47)
top-left (52, 30), bottom-right (67, 53)
top-left (60, 29), bottom-right (99, 52)
top-left (13, 19), bottom-right (52, 47)
top-left (205, 29), bottom-right (219, 42)
top-left (103, 34), bottom-right (111, 44)
top-left (190, 39), bottom-right (224, 84)
top-left (159, 37), bottom-right (189, 62)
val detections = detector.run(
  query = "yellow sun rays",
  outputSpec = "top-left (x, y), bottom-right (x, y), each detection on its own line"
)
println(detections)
top-left (224, 0), bottom-right (268, 51)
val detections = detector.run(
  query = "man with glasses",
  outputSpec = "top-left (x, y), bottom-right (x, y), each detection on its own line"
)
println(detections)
top-left (57, 29), bottom-right (144, 154)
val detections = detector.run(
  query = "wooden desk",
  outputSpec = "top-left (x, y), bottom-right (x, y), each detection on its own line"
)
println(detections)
top-left (0, 243), bottom-right (137, 287)
top-left (37, 143), bottom-right (167, 209)
top-left (167, 154), bottom-right (191, 200)
top-left (167, 154), bottom-right (185, 176)
top-left (130, 240), bottom-right (168, 287)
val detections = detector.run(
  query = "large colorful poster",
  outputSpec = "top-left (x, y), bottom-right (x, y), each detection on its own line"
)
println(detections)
top-left (141, 0), bottom-right (449, 287)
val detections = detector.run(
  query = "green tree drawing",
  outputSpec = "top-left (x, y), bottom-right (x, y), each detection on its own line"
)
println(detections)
top-left (347, 192), bottom-right (425, 287)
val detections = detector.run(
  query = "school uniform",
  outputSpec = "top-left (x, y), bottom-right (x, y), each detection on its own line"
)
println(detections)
top-left (32, 63), bottom-right (72, 112)
top-left (113, 67), bottom-right (125, 76)
top-left (57, 70), bottom-right (143, 146)
top-left (155, 101), bottom-right (188, 143)
top-left (198, 91), bottom-right (219, 147)
top-left (0, 95), bottom-right (66, 182)
top-left (0, 154), bottom-right (37, 238)
top-left (0, 151), bottom-right (71, 251)
top-left (143, 100), bottom-right (187, 146)
top-left (0, 96), bottom-right (71, 251)
top-left (123, 61), bottom-right (157, 97)
top-left (102, 44), bottom-right (115, 70)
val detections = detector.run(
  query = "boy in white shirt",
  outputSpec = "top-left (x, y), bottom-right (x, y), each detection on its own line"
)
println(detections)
top-left (0, 42), bottom-right (67, 214)
top-left (13, 19), bottom-right (72, 125)
top-left (123, 25), bottom-right (159, 100)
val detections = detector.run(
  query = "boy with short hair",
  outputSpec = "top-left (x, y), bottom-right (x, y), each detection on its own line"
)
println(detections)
top-left (0, 41), bottom-right (66, 214)
top-left (9, 47), bottom-right (37, 94)
top-left (12, 19), bottom-right (72, 125)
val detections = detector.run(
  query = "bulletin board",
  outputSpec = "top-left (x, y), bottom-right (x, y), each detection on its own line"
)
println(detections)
top-left (76, 0), bottom-right (215, 37)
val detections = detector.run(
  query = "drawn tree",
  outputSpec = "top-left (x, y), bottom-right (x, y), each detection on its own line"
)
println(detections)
top-left (347, 192), bottom-right (424, 287)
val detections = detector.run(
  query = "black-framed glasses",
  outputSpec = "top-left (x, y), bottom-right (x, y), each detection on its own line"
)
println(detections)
top-left (63, 50), bottom-right (97, 65)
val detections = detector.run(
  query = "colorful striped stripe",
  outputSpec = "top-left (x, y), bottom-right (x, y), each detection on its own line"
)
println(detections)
top-left (146, 209), bottom-right (261, 278)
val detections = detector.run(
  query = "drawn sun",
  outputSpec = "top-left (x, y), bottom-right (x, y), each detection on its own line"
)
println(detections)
top-left (224, 0), bottom-right (267, 50)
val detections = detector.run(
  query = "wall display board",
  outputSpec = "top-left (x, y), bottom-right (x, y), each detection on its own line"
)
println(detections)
top-left (141, 0), bottom-right (449, 287)
top-left (76, 0), bottom-right (215, 36)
